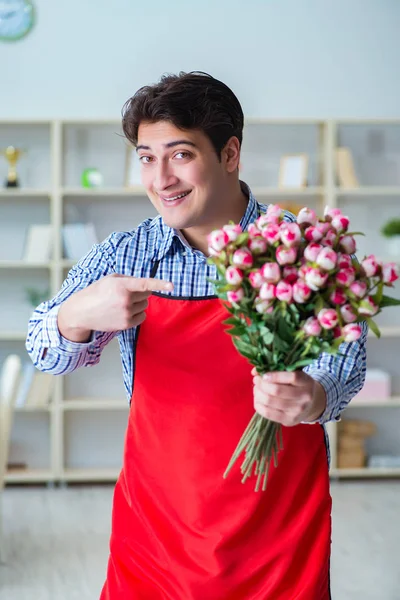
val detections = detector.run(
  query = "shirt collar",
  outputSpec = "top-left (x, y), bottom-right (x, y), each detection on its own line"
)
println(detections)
top-left (155, 180), bottom-right (261, 260)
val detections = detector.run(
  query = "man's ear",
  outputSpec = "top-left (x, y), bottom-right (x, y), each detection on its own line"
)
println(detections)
top-left (222, 136), bottom-right (241, 173)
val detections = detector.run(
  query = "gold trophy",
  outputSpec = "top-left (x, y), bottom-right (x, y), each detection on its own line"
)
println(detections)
top-left (1, 146), bottom-right (24, 188)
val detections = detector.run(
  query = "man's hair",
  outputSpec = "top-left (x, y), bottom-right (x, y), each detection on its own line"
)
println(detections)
top-left (121, 71), bottom-right (244, 159)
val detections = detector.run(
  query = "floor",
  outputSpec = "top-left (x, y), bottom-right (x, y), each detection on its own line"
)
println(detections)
top-left (1, 481), bottom-right (399, 599)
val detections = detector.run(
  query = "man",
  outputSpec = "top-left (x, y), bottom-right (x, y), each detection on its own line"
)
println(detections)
top-left (26, 71), bottom-right (367, 599)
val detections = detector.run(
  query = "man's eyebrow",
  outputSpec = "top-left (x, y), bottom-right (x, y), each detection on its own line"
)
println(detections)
top-left (136, 140), bottom-right (197, 153)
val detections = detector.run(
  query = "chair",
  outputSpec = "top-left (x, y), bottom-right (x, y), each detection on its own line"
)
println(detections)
top-left (0, 354), bottom-right (22, 563)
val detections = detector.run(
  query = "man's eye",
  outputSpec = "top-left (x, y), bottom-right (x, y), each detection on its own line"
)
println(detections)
top-left (174, 151), bottom-right (191, 159)
top-left (139, 156), bottom-right (153, 164)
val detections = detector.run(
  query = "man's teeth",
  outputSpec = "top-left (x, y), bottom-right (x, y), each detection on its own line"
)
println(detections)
top-left (164, 191), bottom-right (189, 201)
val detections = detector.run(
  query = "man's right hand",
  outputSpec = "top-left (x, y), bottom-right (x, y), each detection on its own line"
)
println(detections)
top-left (57, 274), bottom-right (173, 343)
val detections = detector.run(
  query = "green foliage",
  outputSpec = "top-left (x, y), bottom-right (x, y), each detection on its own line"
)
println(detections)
top-left (381, 218), bottom-right (400, 238)
top-left (25, 287), bottom-right (49, 307)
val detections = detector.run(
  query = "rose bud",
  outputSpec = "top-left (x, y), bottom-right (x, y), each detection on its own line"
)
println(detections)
top-left (261, 262), bottom-right (281, 283)
top-left (330, 288), bottom-right (347, 305)
top-left (256, 214), bottom-right (271, 230)
top-left (254, 297), bottom-right (273, 314)
top-left (333, 326), bottom-right (342, 339)
top-left (361, 255), bottom-right (379, 277)
top-left (223, 223), bottom-right (242, 242)
top-left (322, 229), bottom-right (337, 247)
top-left (304, 242), bottom-right (323, 263)
top-left (279, 222), bottom-right (302, 247)
top-left (349, 280), bottom-right (368, 298)
top-left (317, 308), bottom-right (339, 329)
top-left (227, 288), bottom-right (245, 304)
top-left (337, 253), bottom-right (353, 269)
top-left (298, 263), bottom-right (312, 279)
top-left (276, 281), bottom-right (293, 303)
top-left (382, 262), bottom-right (399, 284)
top-left (266, 204), bottom-right (283, 223)
top-left (232, 248), bottom-right (253, 269)
top-left (297, 207), bottom-right (318, 226)
top-left (261, 223), bottom-right (281, 245)
top-left (331, 214), bottom-right (350, 233)
top-left (342, 323), bottom-right (363, 343)
top-left (208, 229), bottom-right (230, 253)
top-left (248, 237), bottom-right (267, 255)
top-left (316, 222), bottom-right (332, 237)
top-left (340, 303), bottom-right (358, 323)
top-left (324, 207), bottom-right (343, 221)
top-left (358, 296), bottom-right (379, 316)
top-left (225, 266), bottom-right (244, 286)
top-left (293, 280), bottom-right (312, 303)
top-left (247, 223), bottom-right (261, 237)
top-left (305, 226), bottom-right (324, 243)
top-left (305, 267), bottom-right (329, 291)
top-left (283, 266), bottom-right (298, 284)
top-left (316, 247), bottom-right (337, 271)
top-left (303, 317), bottom-right (322, 337)
top-left (276, 245), bottom-right (297, 265)
top-left (249, 270), bottom-right (265, 289)
top-left (339, 234), bottom-right (357, 254)
top-left (336, 267), bottom-right (356, 287)
top-left (259, 282), bottom-right (276, 301)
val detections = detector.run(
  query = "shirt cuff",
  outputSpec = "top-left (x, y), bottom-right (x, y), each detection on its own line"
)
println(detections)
top-left (41, 305), bottom-right (97, 354)
top-left (302, 368), bottom-right (344, 425)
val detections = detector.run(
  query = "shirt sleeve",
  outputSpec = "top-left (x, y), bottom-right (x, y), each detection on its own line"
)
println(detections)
top-left (303, 320), bottom-right (368, 424)
top-left (25, 232), bottom-right (127, 375)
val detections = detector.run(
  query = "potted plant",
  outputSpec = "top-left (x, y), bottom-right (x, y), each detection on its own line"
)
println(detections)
top-left (381, 218), bottom-right (400, 258)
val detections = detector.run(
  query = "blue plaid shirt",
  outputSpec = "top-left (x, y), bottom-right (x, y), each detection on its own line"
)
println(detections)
top-left (26, 183), bottom-right (367, 445)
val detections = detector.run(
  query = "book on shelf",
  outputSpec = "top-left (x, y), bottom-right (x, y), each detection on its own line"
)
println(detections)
top-left (22, 224), bottom-right (52, 263)
top-left (335, 147), bottom-right (359, 188)
top-left (62, 222), bottom-right (98, 260)
top-left (16, 362), bottom-right (54, 407)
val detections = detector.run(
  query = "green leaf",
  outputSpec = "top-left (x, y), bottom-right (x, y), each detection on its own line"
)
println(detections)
top-left (379, 294), bottom-right (400, 308)
top-left (232, 338), bottom-right (259, 361)
top-left (366, 317), bottom-right (381, 338)
top-left (286, 358), bottom-right (315, 370)
top-left (372, 281), bottom-right (384, 305)
top-left (235, 232), bottom-right (249, 246)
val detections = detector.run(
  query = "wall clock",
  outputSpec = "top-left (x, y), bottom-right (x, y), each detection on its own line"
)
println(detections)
top-left (0, 0), bottom-right (35, 42)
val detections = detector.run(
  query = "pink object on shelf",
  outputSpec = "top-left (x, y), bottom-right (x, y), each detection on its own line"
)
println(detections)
top-left (352, 369), bottom-right (391, 404)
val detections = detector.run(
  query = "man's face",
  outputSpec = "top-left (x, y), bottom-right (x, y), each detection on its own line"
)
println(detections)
top-left (137, 121), bottom-right (235, 232)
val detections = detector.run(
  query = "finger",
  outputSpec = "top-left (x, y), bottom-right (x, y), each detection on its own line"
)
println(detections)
top-left (130, 299), bottom-right (149, 316)
top-left (254, 379), bottom-right (299, 402)
top-left (127, 312), bottom-right (147, 328)
top-left (254, 402), bottom-right (299, 427)
top-left (262, 371), bottom-right (306, 386)
top-left (124, 277), bottom-right (174, 293)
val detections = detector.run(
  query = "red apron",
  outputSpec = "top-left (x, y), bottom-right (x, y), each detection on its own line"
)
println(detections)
top-left (100, 291), bottom-right (332, 600)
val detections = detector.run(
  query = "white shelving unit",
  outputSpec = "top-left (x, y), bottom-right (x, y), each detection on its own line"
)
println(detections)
top-left (0, 118), bottom-right (399, 484)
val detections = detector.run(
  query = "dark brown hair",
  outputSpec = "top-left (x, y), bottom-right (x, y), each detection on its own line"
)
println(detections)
top-left (121, 71), bottom-right (244, 159)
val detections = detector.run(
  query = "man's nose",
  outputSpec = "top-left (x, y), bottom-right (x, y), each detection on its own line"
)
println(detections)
top-left (154, 161), bottom-right (178, 190)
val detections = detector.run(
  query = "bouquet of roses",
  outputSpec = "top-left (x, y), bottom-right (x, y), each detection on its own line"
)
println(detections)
top-left (207, 204), bottom-right (400, 491)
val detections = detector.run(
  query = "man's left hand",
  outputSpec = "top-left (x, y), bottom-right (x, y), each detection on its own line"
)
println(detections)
top-left (252, 369), bottom-right (327, 427)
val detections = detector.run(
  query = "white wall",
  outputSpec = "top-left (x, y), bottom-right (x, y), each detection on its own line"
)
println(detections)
top-left (1, 0), bottom-right (400, 119)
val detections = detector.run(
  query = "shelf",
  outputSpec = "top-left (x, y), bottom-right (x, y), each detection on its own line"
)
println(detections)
top-left (61, 467), bottom-right (121, 482)
top-left (61, 186), bottom-right (146, 197)
top-left (335, 186), bottom-right (400, 196)
top-left (253, 186), bottom-right (324, 198)
top-left (0, 260), bottom-right (52, 269)
top-left (15, 403), bottom-right (53, 412)
top-left (5, 468), bottom-right (54, 484)
top-left (0, 189), bottom-right (51, 198)
top-left (62, 398), bottom-right (128, 411)
top-left (368, 326), bottom-right (400, 338)
top-left (349, 397), bottom-right (400, 408)
top-left (330, 467), bottom-right (400, 478)
top-left (0, 331), bottom-right (27, 341)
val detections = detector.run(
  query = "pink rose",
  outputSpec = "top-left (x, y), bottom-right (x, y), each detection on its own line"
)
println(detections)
top-left (305, 267), bottom-right (329, 291)
top-left (256, 214), bottom-right (271, 230)
top-left (340, 303), bottom-right (358, 323)
top-left (254, 297), bottom-right (273, 314)
top-left (225, 266), bottom-right (244, 286)
top-left (248, 237), bottom-right (267, 255)
top-left (337, 253), bottom-right (352, 269)
top-left (336, 267), bottom-right (356, 287)
top-left (259, 282), bottom-right (276, 301)
top-left (298, 263), bottom-right (312, 279)
top-left (333, 326), bottom-right (342, 339)
top-left (305, 226), bottom-right (324, 243)
top-left (261, 223), bottom-right (281, 245)
top-left (316, 247), bottom-right (337, 271)
top-left (342, 323), bottom-right (363, 342)
top-left (303, 317), bottom-right (322, 337)
top-left (297, 207), bottom-right (318, 226)
top-left (339, 234), bottom-right (357, 254)
top-left (276, 245), bottom-right (297, 266)
top-left (261, 262), bottom-right (281, 283)
top-left (317, 308), bottom-right (339, 329)
top-left (324, 207), bottom-right (343, 221)
top-left (283, 266), bottom-right (298, 284)
top-left (208, 229), bottom-right (230, 253)
top-left (304, 243), bottom-right (323, 262)
top-left (382, 262), bottom-right (399, 284)
top-left (322, 229), bottom-right (337, 247)
top-left (279, 222), bottom-right (302, 247)
top-left (330, 288), bottom-right (347, 305)
top-left (358, 296), bottom-right (378, 316)
top-left (316, 222), bottom-right (332, 237)
top-left (227, 288), bottom-right (245, 304)
top-left (331, 214), bottom-right (350, 233)
top-left (232, 248), bottom-right (253, 269)
top-left (248, 223), bottom-right (261, 237)
top-left (276, 281), bottom-right (293, 303)
top-left (293, 280), bottom-right (312, 303)
top-left (361, 255), bottom-right (379, 277)
top-left (223, 223), bottom-right (242, 242)
top-left (349, 280), bottom-right (368, 298)
top-left (249, 270), bottom-right (265, 289)
top-left (266, 204), bottom-right (283, 223)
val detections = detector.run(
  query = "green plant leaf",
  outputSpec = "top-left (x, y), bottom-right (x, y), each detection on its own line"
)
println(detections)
top-left (379, 294), bottom-right (400, 308)
top-left (366, 317), bottom-right (381, 338)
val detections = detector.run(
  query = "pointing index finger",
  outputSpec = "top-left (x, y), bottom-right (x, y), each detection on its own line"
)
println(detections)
top-left (125, 277), bottom-right (174, 293)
